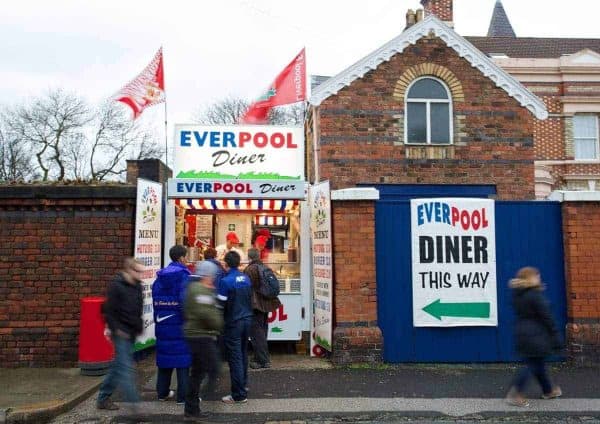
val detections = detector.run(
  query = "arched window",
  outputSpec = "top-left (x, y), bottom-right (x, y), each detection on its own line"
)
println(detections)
top-left (405, 77), bottom-right (452, 144)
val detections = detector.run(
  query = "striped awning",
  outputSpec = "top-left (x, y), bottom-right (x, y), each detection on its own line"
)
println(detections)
top-left (175, 199), bottom-right (299, 211)
top-left (254, 215), bottom-right (288, 226)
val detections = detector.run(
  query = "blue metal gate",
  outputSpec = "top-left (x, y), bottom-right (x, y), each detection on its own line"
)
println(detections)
top-left (374, 185), bottom-right (567, 362)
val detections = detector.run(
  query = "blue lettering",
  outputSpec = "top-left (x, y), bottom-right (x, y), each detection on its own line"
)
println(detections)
top-left (194, 131), bottom-right (209, 146)
top-left (442, 203), bottom-right (451, 224)
top-left (177, 182), bottom-right (184, 192)
top-left (417, 204), bottom-right (424, 226)
top-left (203, 183), bottom-right (212, 193)
top-left (223, 132), bottom-right (236, 147)
top-left (195, 183), bottom-right (202, 192)
top-left (434, 202), bottom-right (441, 222)
top-left (180, 131), bottom-right (191, 146)
top-left (424, 203), bottom-right (434, 223)
top-left (210, 131), bottom-right (221, 147)
top-left (185, 182), bottom-right (194, 192)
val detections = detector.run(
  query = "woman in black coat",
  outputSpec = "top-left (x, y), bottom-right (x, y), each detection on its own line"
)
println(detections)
top-left (506, 267), bottom-right (563, 406)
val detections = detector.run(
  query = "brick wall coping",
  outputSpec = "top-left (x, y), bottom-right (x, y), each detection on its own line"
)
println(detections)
top-left (331, 187), bottom-right (380, 201)
top-left (548, 190), bottom-right (600, 202)
top-left (0, 185), bottom-right (136, 199)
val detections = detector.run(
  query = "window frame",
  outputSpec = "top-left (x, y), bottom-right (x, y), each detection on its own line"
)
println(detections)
top-left (573, 114), bottom-right (600, 161)
top-left (404, 76), bottom-right (454, 145)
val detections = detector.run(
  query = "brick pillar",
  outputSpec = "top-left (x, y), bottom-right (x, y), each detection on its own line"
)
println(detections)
top-left (331, 199), bottom-right (383, 364)
top-left (126, 159), bottom-right (172, 185)
top-left (562, 201), bottom-right (600, 366)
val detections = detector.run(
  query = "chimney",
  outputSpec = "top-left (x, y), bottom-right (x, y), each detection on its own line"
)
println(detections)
top-left (420, 0), bottom-right (453, 26)
top-left (416, 9), bottom-right (424, 23)
top-left (405, 9), bottom-right (416, 29)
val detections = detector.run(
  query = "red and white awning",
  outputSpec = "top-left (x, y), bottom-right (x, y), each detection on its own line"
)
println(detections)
top-left (175, 198), bottom-right (298, 211)
top-left (254, 215), bottom-right (288, 226)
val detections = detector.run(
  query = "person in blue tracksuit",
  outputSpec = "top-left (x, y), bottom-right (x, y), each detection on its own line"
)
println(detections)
top-left (217, 251), bottom-right (253, 404)
top-left (152, 245), bottom-right (191, 403)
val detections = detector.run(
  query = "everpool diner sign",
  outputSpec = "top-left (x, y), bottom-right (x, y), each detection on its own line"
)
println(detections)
top-left (411, 198), bottom-right (498, 327)
top-left (173, 124), bottom-right (305, 181)
top-left (167, 179), bottom-right (307, 200)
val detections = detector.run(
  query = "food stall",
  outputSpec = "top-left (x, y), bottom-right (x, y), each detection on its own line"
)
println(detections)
top-left (165, 124), bottom-right (310, 342)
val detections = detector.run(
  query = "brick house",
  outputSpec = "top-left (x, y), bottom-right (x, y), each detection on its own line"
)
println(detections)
top-left (466, 0), bottom-right (600, 198)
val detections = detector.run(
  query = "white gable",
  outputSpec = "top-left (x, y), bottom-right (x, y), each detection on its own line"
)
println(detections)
top-left (310, 15), bottom-right (548, 120)
top-left (564, 49), bottom-right (600, 65)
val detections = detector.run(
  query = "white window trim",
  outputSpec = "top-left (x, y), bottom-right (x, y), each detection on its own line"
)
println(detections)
top-left (404, 76), bottom-right (454, 146)
top-left (573, 114), bottom-right (599, 161)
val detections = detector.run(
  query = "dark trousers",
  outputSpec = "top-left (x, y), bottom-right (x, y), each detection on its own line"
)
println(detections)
top-left (184, 337), bottom-right (219, 416)
top-left (97, 335), bottom-right (139, 404)
top-left (224, 317), bottom-right (252, 401)
top-left (250, 310), bottom-right (270, 365)
top-left (156, 367), bottom-right (189, 403)
top-left (513, 356), bottom-right (553, 395)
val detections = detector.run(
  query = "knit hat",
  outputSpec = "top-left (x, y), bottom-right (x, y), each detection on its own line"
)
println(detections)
top-left (192, 260), bottom-right (218, 280)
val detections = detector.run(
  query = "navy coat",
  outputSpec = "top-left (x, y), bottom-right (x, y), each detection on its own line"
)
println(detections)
top-left (152, 262), bottom-right (191, 368)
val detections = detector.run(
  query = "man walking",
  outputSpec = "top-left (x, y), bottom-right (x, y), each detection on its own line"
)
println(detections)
top-left (217, 251), bottom-right (253, 404)
top-left (245, 248), bottom-right (281, 369)
top-left (97, 258), bottom-right (145, 411)
top-left (183, 261), bottom-right (224, 421)
top-left (152, 245), bottom-right (191, 404)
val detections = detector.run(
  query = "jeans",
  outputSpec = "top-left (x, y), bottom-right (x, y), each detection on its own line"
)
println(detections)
top-left (157, 367), bottom-right (189, 403)
top-left (250, 310), bottom-right (270, 365)
top-left (224, 317), bottom-right (252, 401)
top-left (184, 337), bottom-right (219, 416)
top-left (513, 356), bottom-right (553, 395)
top-left (97, 334), bottom-right (140, 404)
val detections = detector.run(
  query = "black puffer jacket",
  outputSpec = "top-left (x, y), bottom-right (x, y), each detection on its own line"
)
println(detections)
top-left (510, 277), bottom-right (562, 357)
top-left (102, 272), bottom-right (144, 338)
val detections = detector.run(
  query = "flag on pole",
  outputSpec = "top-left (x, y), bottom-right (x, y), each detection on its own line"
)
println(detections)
top-left (113, 47), bottom-right (165, 119)
top-left (240, 48), bottom-right (306, 124)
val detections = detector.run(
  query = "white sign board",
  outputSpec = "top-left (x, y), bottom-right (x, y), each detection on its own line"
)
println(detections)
top-left (411, 198), bottom-right (497, 327)
top-left (268, 295), bottom-right (302, 341)
top-left (310, 182), bottom-right (333, 352)
top-left (173, 125), bottom-right (304, 181)
top-left (167, 178), bottom-right (307, 199)
top-left (133, 179), bottom-right (163, 350)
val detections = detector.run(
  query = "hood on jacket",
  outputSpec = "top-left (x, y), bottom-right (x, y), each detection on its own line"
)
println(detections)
top-left (509, 277), bottom-right (542, 290)
top-left (155, 262), bottom-right (190, 289)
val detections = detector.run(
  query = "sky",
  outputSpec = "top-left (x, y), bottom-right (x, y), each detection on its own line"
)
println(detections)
top-left (2, 0), bottom-right (599, 161)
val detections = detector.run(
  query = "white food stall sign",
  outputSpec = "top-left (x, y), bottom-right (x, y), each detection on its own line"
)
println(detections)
top-left (310, 182), bottom-right (333, 353)
top-left (268, 296), bottom-right (302, 341)
top-left (133, 179), bottom-right (163, 350)
top-left (411, 198), bottom-right (497, 327)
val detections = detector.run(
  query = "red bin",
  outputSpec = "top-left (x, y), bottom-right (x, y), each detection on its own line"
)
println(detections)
top-left (78, 296), bottom-right (114, 376)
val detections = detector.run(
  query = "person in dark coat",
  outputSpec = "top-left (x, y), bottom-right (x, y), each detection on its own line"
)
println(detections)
top-left (506, 266), bottom-right (563, 406)
top-left (152, 245), bottom-right (192, 403)
top-left (97, 258), bottom-right (145, 411)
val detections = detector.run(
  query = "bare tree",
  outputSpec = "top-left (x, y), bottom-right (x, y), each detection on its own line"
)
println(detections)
top-left (2, 90), bottom-right (164, 181)
top-left (0, 121), bottom-right (35, 182)
top-left (193, 96), bottom-right (305, 126)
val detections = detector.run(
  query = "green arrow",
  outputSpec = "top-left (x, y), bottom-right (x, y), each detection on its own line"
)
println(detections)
top-left (271, 327), bottom-right (283, 333)
top-left (422, 299), bottom-right (490, 320)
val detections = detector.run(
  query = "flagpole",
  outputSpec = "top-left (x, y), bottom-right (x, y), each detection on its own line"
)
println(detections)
top-left (164, 100), bottom-right (168, 169)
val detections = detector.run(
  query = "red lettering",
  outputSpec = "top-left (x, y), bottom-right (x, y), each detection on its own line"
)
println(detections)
top-left (460, 210), bottom-right (470, 231)
top-left (286, 132), bottom-right (298, 148)
top-left (267, 306), bottom-right (287, 323)
top-left (239, 132), bottom-right (251, 147)
top-left (451, 207), bottom-right (459, 226)
top-left (234, 183), bottom-right (245, 193)
top-left (271, 132), bottom-right (285, 148)
top-left (223, 183), bottom-right (233, 193)
top-left (471, 210), bottom-right (481, 230)
top-left (254, 132), bottom-right (268, 147)
top-left (214, 183), bottom-right (222, 192)
top-left (482, 208), bottom-right (489, 228)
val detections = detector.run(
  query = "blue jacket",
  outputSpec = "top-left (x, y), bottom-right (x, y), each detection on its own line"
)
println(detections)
top-left (217, 268), bottom-right (253, 324)
top-left (152, 262), bottom-right (191, 368)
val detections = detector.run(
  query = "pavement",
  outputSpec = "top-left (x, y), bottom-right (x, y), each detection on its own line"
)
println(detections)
top-left (1, 351), bottom-right (600, 424)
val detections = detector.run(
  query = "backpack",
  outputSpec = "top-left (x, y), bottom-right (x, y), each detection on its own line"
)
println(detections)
top-left (258, 264), bottom-right (280, 298)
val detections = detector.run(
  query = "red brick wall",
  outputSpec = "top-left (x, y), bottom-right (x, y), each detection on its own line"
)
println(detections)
top-left (316, 37), bottom-right (535, 200)
top-left (421, 0), bottom-right (453, 21)
top-left (331, 200), bottom-right (382, 364)
top-left (0, 186), bottom-right (136, 367)
top-left (562, 201), bottom-right (600, 365)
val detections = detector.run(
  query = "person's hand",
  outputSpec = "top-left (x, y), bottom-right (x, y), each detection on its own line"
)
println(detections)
top-left (115, 329), bottom-right (130, 339)
top-left (103, 326), bottom-right (111, 340)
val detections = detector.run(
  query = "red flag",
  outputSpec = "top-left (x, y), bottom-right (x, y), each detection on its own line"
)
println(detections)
top-left (113, 47), bottom-right (165, 119)
top-left (241, 48), bottom-right (306, 124)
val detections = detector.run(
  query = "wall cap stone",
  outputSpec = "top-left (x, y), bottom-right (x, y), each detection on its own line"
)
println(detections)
top-left (548, 190), bottom-right (600, 202)
top-left (0, 184), bottom-right (136, 200)
top-left (331, 187), bottom-right (380, 201)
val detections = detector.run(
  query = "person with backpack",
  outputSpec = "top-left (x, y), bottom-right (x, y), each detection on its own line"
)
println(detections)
top-left (152, 245), bottom-right (191, 404)
top-left (244, 248), bottom-right (281, 369)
